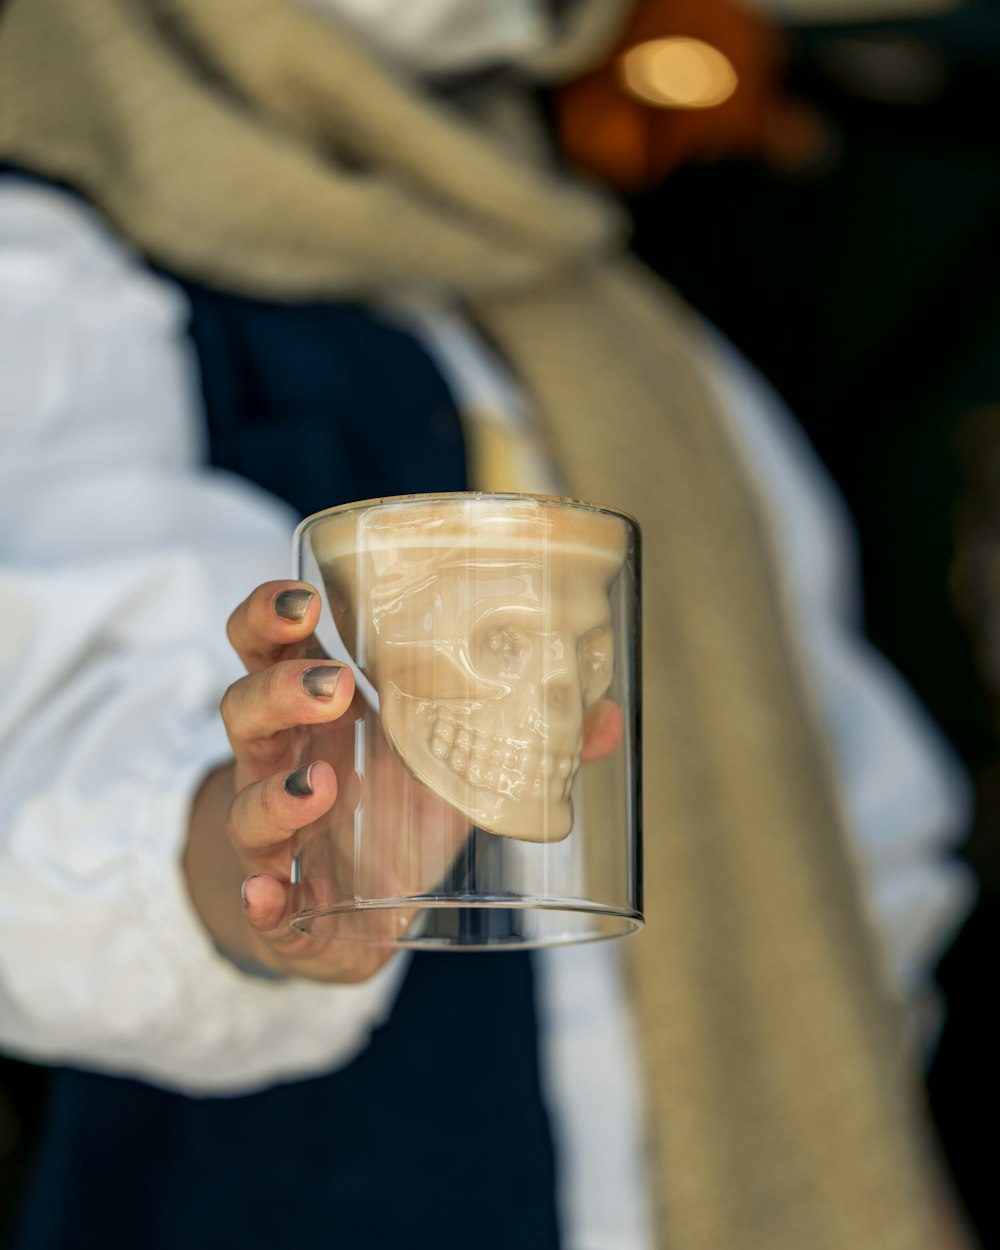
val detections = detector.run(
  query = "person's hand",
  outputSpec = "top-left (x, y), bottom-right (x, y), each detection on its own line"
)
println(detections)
top-left (582, 698), bottom-right (625, 763)
top-left (184, 580), bottom-right (629, 984)
top-left (184, 579), bottom-right (404, 983)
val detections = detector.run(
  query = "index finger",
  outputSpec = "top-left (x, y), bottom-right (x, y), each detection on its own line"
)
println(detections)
top-left (227, 580), bottom-right (323, 673)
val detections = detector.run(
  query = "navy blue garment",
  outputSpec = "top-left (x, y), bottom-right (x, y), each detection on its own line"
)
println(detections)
top-left (9, 280), bottom-right (560, 1249)
top-left (183, 284), bottom-right (469, 517)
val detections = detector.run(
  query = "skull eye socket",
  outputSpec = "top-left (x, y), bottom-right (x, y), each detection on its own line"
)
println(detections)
top-left (578, 627), bottom-right (613, 705)
top-left (481, 625), bottom-right (532, 680)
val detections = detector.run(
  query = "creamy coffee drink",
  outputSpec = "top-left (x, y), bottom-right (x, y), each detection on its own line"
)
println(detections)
top-left (314, 497), bottom-right (627, 841)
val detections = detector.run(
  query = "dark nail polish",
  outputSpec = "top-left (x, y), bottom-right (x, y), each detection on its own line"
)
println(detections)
top-left (284, 763), bottom-right (315, 798)
top-left (302, 664), bottom-right (345, 699)
top-left (274, 589), bottom-right (314, 622)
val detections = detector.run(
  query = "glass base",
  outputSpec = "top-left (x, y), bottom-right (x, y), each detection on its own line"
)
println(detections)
top-left (290, 898), bottom-right (643, 950)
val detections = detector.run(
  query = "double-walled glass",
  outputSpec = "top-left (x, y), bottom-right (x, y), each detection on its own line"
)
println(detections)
top-left (290, 493), bottom-right (642, 949)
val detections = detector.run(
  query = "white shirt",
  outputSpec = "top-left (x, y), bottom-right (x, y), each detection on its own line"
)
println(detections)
top-left (303, 0), bottom-right (554, 76)
top-left (0, 179), bottom-right (974, 1250)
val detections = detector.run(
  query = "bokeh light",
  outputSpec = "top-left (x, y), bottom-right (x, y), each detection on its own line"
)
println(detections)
top-left (619, 37), bottom-right (739, 110)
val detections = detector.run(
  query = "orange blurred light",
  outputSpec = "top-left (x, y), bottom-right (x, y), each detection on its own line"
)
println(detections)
top-left (619, 37), bottom-right (739, 109)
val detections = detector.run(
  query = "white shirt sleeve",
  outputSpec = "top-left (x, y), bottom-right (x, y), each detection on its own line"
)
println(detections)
top-left (0, 179), bottom-right (406, 1095)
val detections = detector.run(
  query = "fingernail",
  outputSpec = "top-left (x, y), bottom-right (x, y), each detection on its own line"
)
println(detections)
top-left (302, 664), bottom-right (346, 699)
top-left (241, 874), bottom-right (262, 909)
top-left (274, 589), bottom-right (314, 622)
top-left (284, 763), bottom-right (315, 798)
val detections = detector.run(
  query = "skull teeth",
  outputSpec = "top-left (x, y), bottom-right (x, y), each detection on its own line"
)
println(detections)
top-left (429, 715), bottom-right (578, 801)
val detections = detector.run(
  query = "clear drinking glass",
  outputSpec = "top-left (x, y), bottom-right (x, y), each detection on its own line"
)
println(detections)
top-left (290, 492), bottom-right (642, 949)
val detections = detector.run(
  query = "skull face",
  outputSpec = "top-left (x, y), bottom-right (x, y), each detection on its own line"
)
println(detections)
top-left (315, 500), bottom-right (627, 841)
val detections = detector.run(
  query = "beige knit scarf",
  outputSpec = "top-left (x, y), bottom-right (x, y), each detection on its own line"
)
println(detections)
top-left (0, 2), bottom-right (950, 1246)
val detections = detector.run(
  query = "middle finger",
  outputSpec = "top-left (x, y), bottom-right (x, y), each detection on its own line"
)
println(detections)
top-left (227, 761), bottom-right (339, 864)
top-left (221, 658), bottom-right (354, 776)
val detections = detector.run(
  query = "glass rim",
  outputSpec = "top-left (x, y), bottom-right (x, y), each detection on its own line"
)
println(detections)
top-left (294, 490), bottom-right (641, 547)
top-left (290, 896), bottom-right (645, 949)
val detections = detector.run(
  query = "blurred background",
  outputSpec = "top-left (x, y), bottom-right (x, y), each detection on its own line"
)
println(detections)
top-left (1, 0), bottom-right (998, 1241)
top-left (612, 0), bottom-right (1000, 1239)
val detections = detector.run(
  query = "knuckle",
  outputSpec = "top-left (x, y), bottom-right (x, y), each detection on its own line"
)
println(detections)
top-left (219, 681), bottom-right (239, 727)
top-left (226, 593), bottom-right (254, 649)
top-left (258, 661), bottom-right (288, 709)
top-left (256, 775), bottom-right (279, 827)
top-left (225, 794), bottom-right (243, 845)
